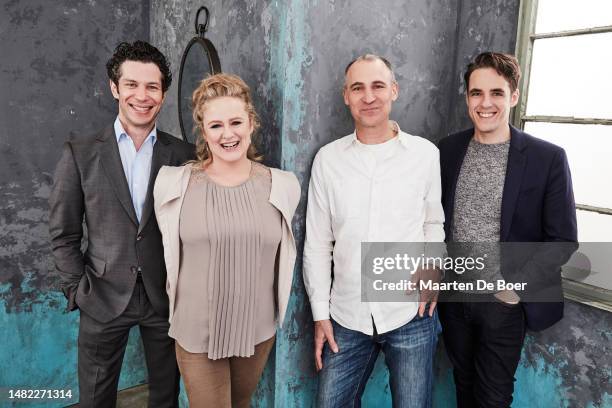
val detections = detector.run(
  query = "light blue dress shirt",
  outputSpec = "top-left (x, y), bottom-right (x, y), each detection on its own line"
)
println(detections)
top-left (114, 117), bottom-right (157, 222)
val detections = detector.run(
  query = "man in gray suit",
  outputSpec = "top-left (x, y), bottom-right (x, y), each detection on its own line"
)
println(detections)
top-left (49, 41), bottom-right (194, 407)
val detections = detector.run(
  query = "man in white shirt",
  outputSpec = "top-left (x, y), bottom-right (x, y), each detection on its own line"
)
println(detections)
top-left (304, 54), bottom-right (445, 407)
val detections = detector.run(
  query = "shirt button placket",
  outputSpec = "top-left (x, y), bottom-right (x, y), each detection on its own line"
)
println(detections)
top-left (370, 173), bottom-right (380, 241)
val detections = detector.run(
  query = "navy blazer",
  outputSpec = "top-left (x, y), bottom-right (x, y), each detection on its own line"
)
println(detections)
top-left (438, 125), bottom-right (578, 331)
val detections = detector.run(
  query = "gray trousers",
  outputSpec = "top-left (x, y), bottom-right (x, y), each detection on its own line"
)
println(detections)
top-left (77, 279), bottom-right (180, 408)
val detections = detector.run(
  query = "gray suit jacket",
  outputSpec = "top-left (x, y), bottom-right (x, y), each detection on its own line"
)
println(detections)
top-left (49, 125), bottom-right (195, 323)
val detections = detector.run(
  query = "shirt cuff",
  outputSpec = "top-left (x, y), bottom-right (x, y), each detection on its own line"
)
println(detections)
top-left (310, 301), bottom-right (330, 321)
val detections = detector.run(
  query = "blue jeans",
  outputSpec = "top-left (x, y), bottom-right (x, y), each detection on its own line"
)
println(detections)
top-left (317, 309), bottom-right (441, 408)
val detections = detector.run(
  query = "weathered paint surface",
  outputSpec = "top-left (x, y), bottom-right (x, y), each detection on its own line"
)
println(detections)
top-left (151, 0), bottom-right (283, 168)
top-left (447, 0), bottom-right (521, 134)
top-left (515, 301), bottom-right (612, 408)
top-left (268, 2), bottom-right (319, 406)
top-left (0, 0), bottom-right (150, 404)
top-left (2, 0), bottom-right (610, 407)
top-left (1, 291), bottom-right (147, 407)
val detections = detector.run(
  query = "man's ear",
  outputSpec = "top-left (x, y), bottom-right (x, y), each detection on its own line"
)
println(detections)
top-left (510, 88), bottom-right (520, 108)
top-left (343, 87), bottom-right (349, 106)
top-left (391, 82), bottom-right (399, 101)
top-left (109, 80), bottom-right (119, 100)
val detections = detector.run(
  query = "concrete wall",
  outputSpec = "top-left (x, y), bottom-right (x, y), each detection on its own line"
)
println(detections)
top-left (151, 0), bottom-right (282, 168)
top-left (0, 0), bottom-right (150, 405)
top-left (447, 0), bottom-right (522, 134)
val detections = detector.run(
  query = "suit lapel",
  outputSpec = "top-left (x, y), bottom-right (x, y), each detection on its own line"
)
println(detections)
top-left (139, 132), bottom-right (172, 234)
top-left (98, 126), bottom-right (139, 226)
top-left (500, 126), bottom-right (527, 241)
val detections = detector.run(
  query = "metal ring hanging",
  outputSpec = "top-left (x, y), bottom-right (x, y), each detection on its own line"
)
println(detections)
top-left (195, 6), bottom-right (210, 37)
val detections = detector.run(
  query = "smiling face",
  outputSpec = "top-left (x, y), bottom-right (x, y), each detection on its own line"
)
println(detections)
top-left (200, 96), bottom-right (253, 165)
top-left (110, 60), bottom-right (165, 134)
top-left (343, 59), bottom-right (398, 132)
top-left (466, 67), bottom-right (519, 141)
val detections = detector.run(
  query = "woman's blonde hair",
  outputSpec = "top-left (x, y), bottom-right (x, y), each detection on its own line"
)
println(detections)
top-left (192, 73), bottom-right (262, 164)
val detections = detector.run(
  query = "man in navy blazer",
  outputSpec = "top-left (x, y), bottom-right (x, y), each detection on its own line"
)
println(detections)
top-left (437, 52), bottom-right (577, 407)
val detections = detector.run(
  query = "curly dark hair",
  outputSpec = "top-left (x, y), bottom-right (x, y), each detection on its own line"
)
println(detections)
top-left (106, 41), bottom-right (172, 92)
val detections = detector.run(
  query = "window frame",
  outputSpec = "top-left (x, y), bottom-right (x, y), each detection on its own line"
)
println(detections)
top-left (513, 0), bottom-right (612, 312)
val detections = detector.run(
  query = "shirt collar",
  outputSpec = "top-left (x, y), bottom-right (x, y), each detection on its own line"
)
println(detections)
top-left (114, 116), bottom-right (157, 145)
top-left (342, 121), bottom-right (410, 150)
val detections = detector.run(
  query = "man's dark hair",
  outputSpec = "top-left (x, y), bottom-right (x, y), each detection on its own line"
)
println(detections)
top-left (464, 52), bottom-right (521, 93)
top-left (106, 41), bottom-right (172, 92)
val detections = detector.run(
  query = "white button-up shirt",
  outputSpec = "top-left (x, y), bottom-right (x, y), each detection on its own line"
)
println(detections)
top-left (303, 123), bottom-right (445, 335)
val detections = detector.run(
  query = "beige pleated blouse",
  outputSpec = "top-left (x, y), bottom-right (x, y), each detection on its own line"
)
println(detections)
top-left (169, 162), bottom-right (282, 359)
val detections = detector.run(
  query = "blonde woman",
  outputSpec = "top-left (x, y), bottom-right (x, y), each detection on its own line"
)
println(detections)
top-left (153, 73), bottom-right (300, 407)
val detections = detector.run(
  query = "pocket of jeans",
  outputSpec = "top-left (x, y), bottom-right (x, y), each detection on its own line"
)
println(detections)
top-left (328, 318), bottom-right (351, 351)
top-left (419, 306), bottom-right (443, 334)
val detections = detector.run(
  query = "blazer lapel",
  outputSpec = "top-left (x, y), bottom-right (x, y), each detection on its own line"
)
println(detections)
top-left (269, 168), bottom-right (300, 224)
top-left (98, 126), bottom-right (139, 226)
top-left (500, 126), bottom-right (527, 241)
top-left (139, 134), bottom-right (172, 234)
